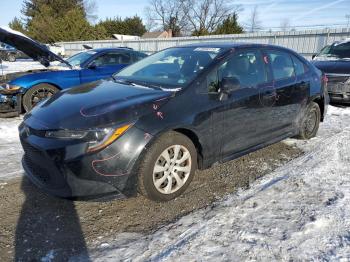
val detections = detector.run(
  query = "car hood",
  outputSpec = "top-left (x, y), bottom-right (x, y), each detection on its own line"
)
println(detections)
top-left (312, 60), bottom-right (350, 75)
top-left (0, 26), bottom-right (70, 67)
top-left (24, 79), bottom-right (174, 130)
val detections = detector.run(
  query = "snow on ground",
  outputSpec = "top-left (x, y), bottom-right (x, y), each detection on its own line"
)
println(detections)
top-left (0, 116), bottom-right (23, 180)
top-left (0, 59), bottom-right (45, 75)
top-left (89, 106), bottom-right (350, 261)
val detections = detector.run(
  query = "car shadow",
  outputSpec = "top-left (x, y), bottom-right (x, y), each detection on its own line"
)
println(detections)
top-left (14, 176), bottom-right (90, 261)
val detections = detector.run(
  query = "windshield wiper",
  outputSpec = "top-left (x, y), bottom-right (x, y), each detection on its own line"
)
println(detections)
top-left (112, 77), bottom-right (163, 90)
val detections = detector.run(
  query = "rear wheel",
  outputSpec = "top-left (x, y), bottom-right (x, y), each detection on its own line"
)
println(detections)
top-left (23, 84), bottom-right (59, 112)
top-left (138, 131), bottom-right (197, 202)
top-left (296, 102), bottom-right (321, 140)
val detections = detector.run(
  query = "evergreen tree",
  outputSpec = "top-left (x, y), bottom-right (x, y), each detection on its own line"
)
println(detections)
top-left (97, 16), bottom-right (146, 37)
top-left (213, 13), bottom-right (243, 35)
top-left (9, 17), bottom-right (26, 34)
top-left (20, 0), bottom-right (96, 42)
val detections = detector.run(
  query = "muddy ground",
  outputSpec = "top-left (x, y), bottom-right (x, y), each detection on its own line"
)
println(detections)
top-left (0, 142), bottom-right (302, 261)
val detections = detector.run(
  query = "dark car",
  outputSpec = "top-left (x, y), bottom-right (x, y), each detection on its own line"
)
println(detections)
top-left (19, 43), bottom-right (328, 201)
top-left (0, 27), bottom-right (147, 114)
top-left (0, 42), bottom-right (24, 62)
top-left (312, 39), bottom-right (350, 104)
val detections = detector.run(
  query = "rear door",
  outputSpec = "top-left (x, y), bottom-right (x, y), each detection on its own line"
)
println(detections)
top-left (264, 49), bottom-right (309, 137)
top-left (80, 51), bottom-right (132, 84)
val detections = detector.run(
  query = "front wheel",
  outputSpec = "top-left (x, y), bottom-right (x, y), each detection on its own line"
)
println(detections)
top-left (23, 84), bottom-right (59, 112)
top-left (138, 131), bottom-right (197, 202)
top-left (7, 53), bottom-right (16, 62)
top-left (296, 102), bottom-right (321, 140)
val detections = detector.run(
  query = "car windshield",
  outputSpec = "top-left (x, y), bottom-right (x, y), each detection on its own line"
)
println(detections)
top-left (66, 50), bottom-right (97, 67)
top-left (114, 47), bottom-right (225, 89)
top-left (318, 42), bottom-right (350, 59)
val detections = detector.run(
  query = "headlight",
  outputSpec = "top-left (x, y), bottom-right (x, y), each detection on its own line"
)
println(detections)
top-left (45, 123), bottom-right (133, 153)
top-left (0, 83), bottom-right (22, 94)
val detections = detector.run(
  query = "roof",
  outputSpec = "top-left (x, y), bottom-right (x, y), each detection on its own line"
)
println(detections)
top-left (180, 42), bottom-right (298, 52)
top-left (142, 31), bottom-right (172, 39)
top-left (87, 47), bottom-right (135, 52)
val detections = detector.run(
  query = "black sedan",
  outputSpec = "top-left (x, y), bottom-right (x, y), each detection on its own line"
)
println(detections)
top-left (313, 40), bottom-right (350, 104)
top-left (19, 43), bottom-right (328, 201)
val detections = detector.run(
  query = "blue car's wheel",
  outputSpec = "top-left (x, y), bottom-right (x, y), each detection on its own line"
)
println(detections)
top-left (23, 84), bottom-right (59, 112)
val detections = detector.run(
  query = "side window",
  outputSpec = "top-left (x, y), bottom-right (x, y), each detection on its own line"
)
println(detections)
top-left (92, 52), bottom-right (131, 67)
top-left (203, 50), bottom-right (267, 93)
top-left (291, 55), bottom-right (306, 76)
top-left (268, 50), bottom-right (295, 80)
top-left (134, 52), bottom-right (148, 62)
top-left (218, 50), bottom-right (267, 88)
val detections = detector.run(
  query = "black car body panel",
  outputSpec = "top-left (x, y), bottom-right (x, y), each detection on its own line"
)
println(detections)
top-left (312, 60), bottom-right (350, 104)
top-left (19, 43), bottom-right (328, 199)
top-left (312, 40), bottom-right (350, 104)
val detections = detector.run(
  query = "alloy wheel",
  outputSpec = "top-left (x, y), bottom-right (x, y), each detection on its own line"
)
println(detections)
top-left (31, 88), bottom-right (55, 107)
top-left (152, 145), bottom-right (192, 195)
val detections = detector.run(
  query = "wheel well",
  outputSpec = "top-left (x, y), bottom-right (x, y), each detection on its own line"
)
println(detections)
top-left (174, 128), bottom-right (204, 169)
top-left (23, 82), bottom-right (62, 95)
top-left (313, 97), bottom-right (325, 122)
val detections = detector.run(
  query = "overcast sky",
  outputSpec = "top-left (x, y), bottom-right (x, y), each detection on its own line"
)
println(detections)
top-left (1, 0), bottom-right (349, 30)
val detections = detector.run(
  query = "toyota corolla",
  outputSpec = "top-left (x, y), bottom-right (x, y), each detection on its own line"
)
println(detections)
top-left (19, 43), bottom-right (328, 201)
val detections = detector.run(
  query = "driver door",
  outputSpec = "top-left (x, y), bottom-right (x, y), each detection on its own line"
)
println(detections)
top-left (80, 52), bottom-right (131, 84)
top-left (216, 49), bottom-right (275, 158)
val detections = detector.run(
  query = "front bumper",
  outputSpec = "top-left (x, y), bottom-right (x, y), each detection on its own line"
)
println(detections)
top-left (19, 123), bottom-right (152, 199)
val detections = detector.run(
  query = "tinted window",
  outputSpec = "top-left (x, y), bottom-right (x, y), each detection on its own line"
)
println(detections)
top-left (134, 52), bottom-right (148, 62)
top-left (93, 52), bottom-right (131, 66)
top-left (65, 50), bottom-right (96, 67)
top-left (291, 55), bottom-right (306, 76)
top-left (115, 47), bottom-right (225, 88)
top-left (318, 42), bottom-right (350, 59)
top-left (219, 50), bottom-right (267, 88)
top-left (268, 50), bottom-right (295, 80)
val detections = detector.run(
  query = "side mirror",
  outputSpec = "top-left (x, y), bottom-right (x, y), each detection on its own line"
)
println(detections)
top-left (88, 62), bottom-right (97, 69)
top-left (312, 54), bottom-right (317, 60)
top-left (220, 77), bottom-right (240, 95)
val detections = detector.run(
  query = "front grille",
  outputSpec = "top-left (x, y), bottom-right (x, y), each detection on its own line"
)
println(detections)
top-left (21, 139), bottom-right (66, 189)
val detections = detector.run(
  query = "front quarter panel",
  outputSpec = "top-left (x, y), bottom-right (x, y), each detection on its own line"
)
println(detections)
top-left (10, 70), bottom-right (81, 90)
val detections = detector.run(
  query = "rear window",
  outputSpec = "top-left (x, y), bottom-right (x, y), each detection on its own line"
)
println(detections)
top-left (291, 55), bottom-right (306, 76)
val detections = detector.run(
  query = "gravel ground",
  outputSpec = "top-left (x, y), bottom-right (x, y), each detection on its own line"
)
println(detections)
top-left (0, 142), bottom-right (301, 261)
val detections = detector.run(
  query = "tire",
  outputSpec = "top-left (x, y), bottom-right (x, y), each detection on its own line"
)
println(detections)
top-left (7, 53), bottom-right (16, 62)
top-left (296, 102), bottom-right (321, 140)
top-left (138, 131), bottom-right (197, 202)
top-left (23, 84), bottom-right (59, 112)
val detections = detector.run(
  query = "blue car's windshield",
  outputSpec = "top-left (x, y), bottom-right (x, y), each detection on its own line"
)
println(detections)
top-left (114, 47), bottom-right (226, 89)
top-left (66, 50), bottom-right (97, 67)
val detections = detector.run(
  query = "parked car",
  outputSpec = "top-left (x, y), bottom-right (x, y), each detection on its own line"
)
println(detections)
top-left (45, 43), bottom-right (65, 57)
top-left (0, 27), bottom-right (147, 113)
top-left (19, 43), bottom-right (328, 201)
top-left (312, 39), bottom-right (350, 104)
top-left (0, 42), bottom-right (22, 62)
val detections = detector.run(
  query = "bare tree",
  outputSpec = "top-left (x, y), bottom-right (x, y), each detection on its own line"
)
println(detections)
top-left (144, 0), bottom-right (189, 36)
top-left (145, 0), bottom-right (242, 36)
top-left (247, 5), bottom-right (262, 32)
top-left (83, 0), bottom-right (98, 23)
top-left (280, 18), bottom-right (291, 32)
top-left (185, 0), bottom-right (242, 35)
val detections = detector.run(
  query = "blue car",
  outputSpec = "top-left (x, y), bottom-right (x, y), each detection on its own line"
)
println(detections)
top-left (0, 27), bottom-right (147, 112)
